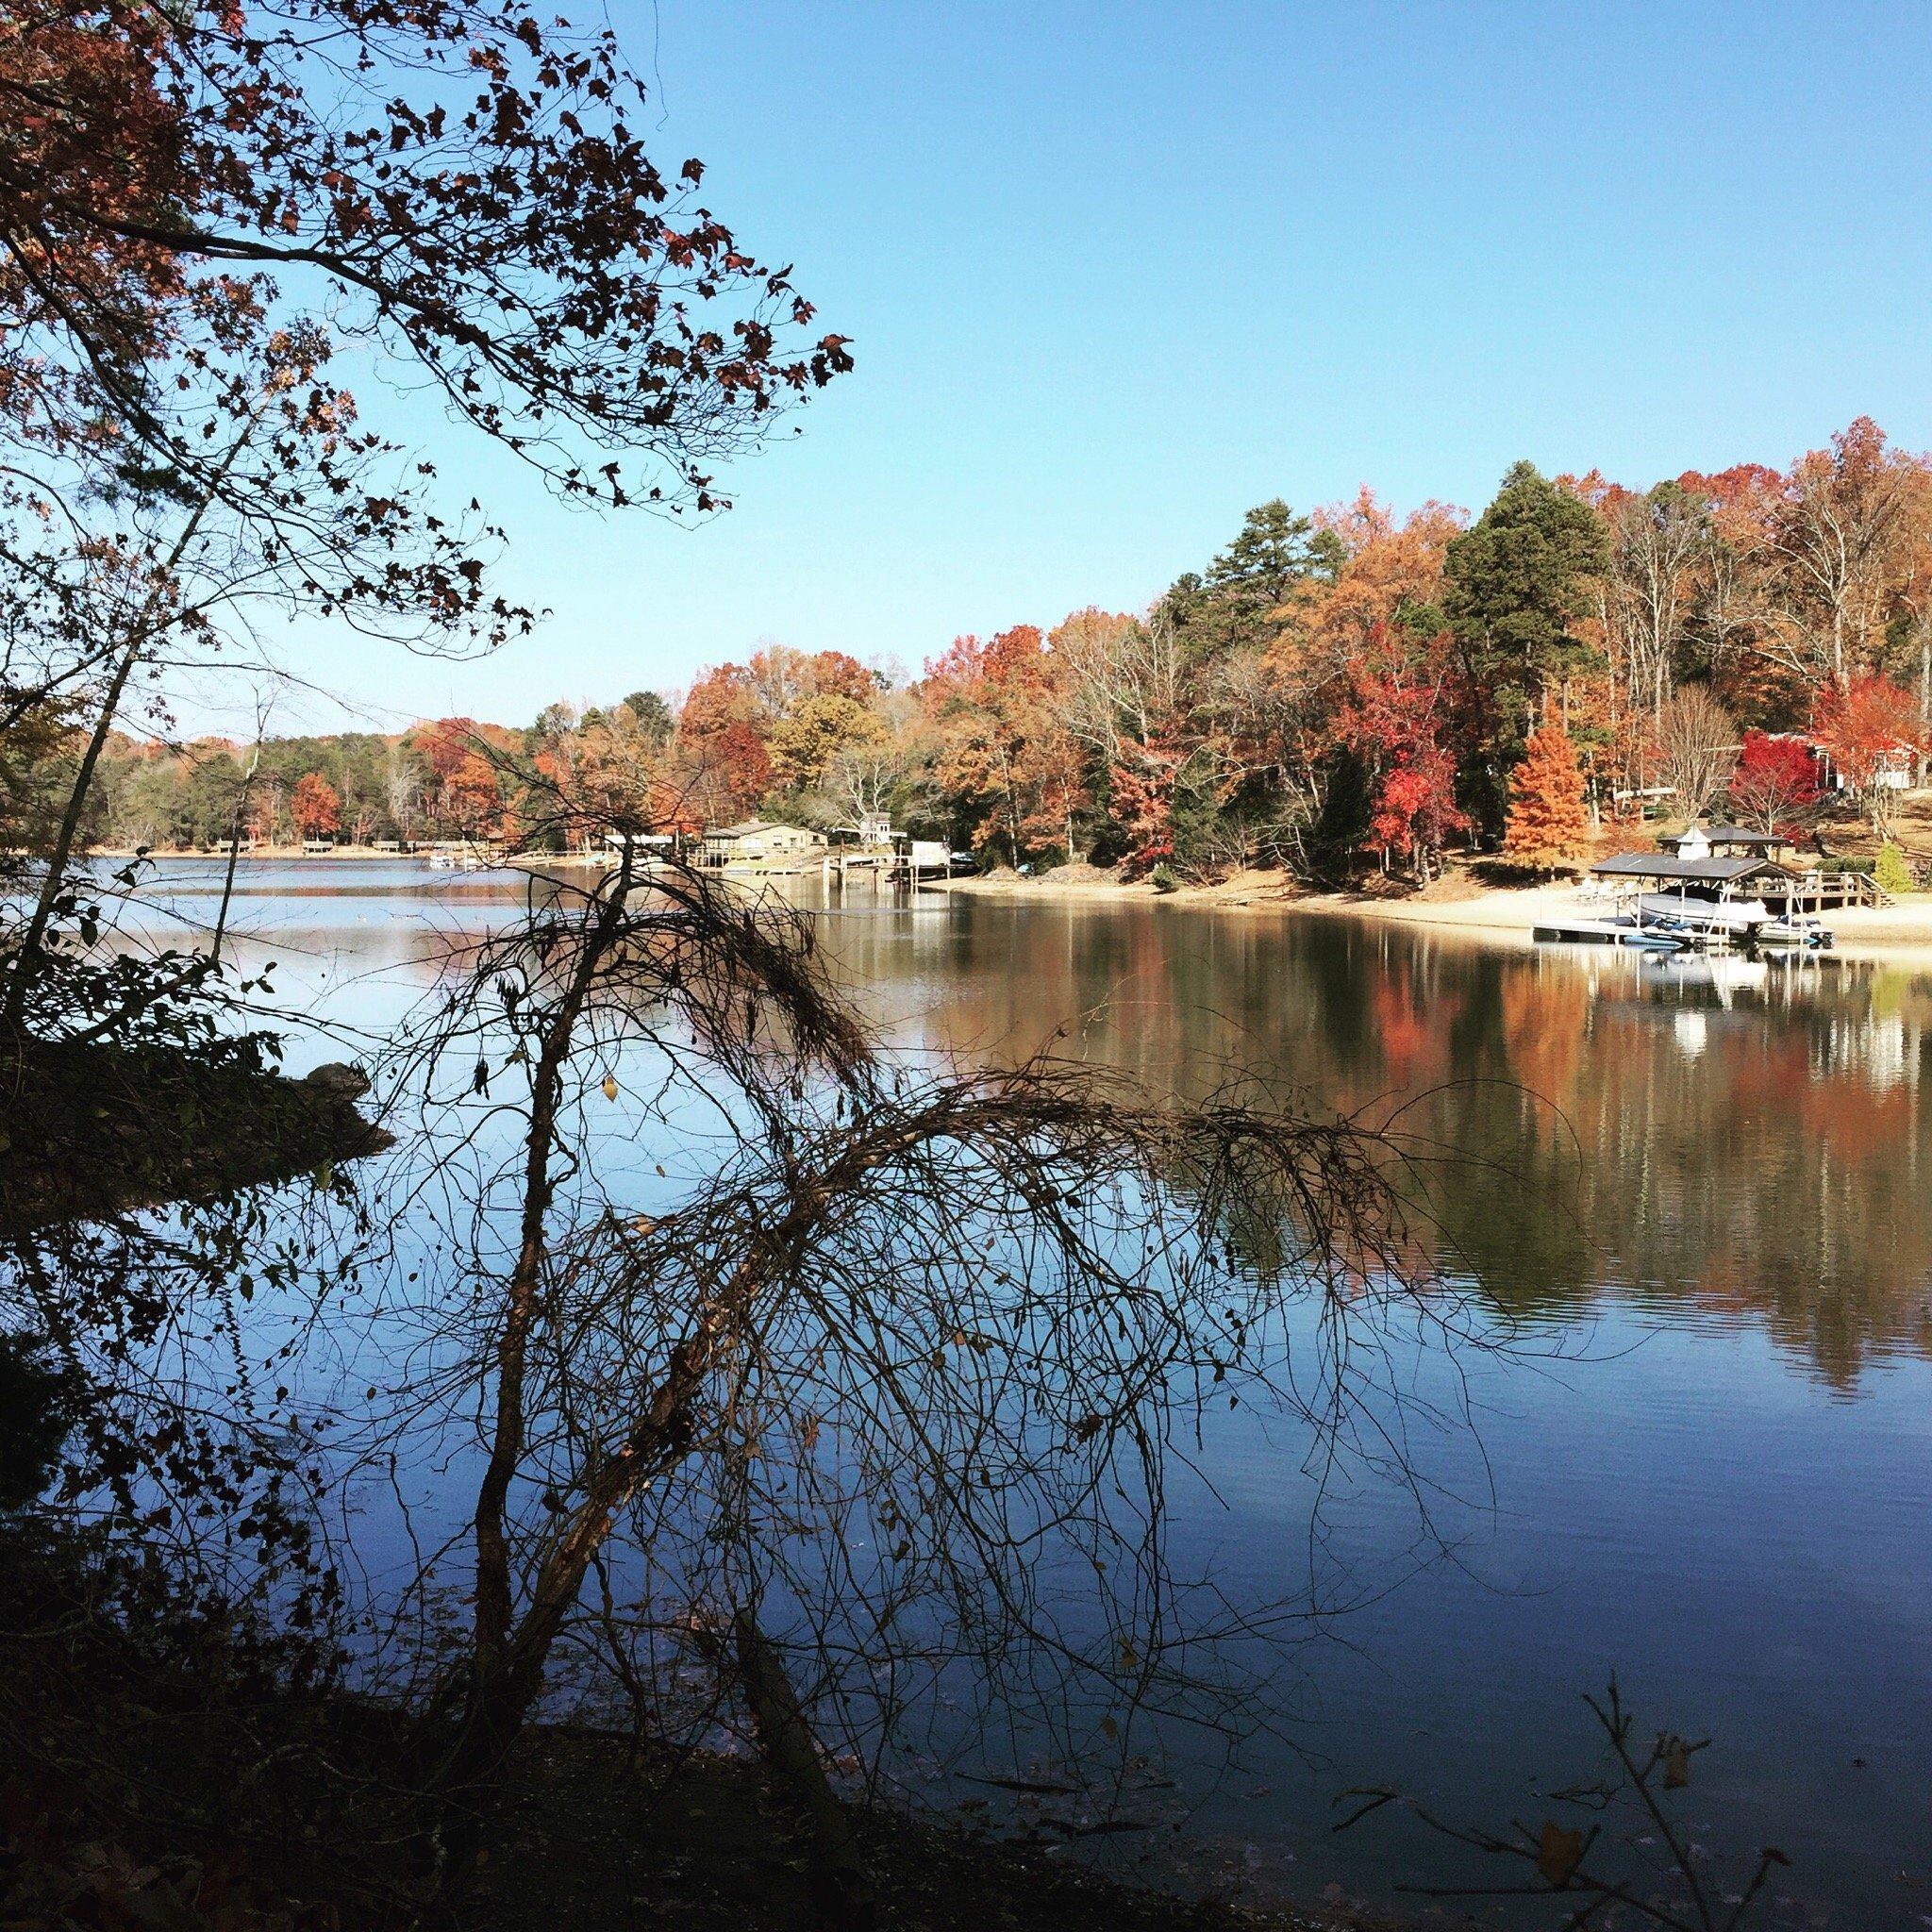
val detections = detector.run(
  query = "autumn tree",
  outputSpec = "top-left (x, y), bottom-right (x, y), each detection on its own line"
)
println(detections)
top-left (768, 691), bottom-right (887, 795)
top-left (1046, 607), bottom-right (1160, 772)
top-left (746, 646), bottom-right (874, 720)
top-left (1812, 673), bottom-right (1923, 837)
top-left (1727, 732), bottom-right (1821, 837)
top-left (669, 665), bottom-right (774, 824)
top-left (291, 772), bottom-right (341, 841)
top-left (1306, 491), bottom-right (1463, 658)
top-left (924, 625), bottom-right (1085, 866)
top-left (0, 0), bottom-right (851, 517)
top-left (1336, 625), bottom-right (1471, 881)
top-left (823, 707), bottom-right (921, 835)
top-left (1503, 724), bottom-right (1591, 873)
top-left (1762, 419), bottom-right (1928, 693)
top-left (0, 0), bottom-right (849, 1038)
top-left (1108, 736), bottom-right (1186, 871)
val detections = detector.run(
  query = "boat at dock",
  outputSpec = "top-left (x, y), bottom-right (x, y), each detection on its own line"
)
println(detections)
top-left (1586, 836), bottom-right (1838, 950)
top-left (1536, 894), bottom-right (1834, 956)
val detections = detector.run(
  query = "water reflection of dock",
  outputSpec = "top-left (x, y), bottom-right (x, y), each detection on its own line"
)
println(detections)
top-left (1637, 952), bottom-right (1769, 1003)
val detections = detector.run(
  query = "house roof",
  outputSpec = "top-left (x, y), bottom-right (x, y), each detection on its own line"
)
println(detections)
top-left (704, 819), bottom-right (822, 840)
top-left (1591, 853), bottom-right (1786, 883)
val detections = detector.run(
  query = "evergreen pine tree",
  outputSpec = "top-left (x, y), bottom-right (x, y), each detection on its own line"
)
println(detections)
top-left (1503, 724), bottom-right (1591, 872)
top-left (1444, 461), bottom-right (1609, 832)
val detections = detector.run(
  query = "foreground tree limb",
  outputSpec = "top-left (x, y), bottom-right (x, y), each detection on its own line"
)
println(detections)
top-left (383, 843), bottom-right (1474, 1904)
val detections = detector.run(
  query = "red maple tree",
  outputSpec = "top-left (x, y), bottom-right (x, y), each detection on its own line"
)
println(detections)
top-left (1727, 731), bottom-right (1821, 838)
top-left (1336, 625), bottom-right (1471, 879)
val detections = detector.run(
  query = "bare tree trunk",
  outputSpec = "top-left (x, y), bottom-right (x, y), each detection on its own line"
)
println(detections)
top-left (730, 1610), bottom-right (876, 1929)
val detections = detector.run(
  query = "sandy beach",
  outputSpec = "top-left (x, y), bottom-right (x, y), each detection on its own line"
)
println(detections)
top-left (936, 865), bottom-right (1932, 957)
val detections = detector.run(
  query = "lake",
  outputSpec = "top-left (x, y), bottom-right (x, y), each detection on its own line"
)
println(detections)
top-left (122, 860), bottom-right (1932, 1926)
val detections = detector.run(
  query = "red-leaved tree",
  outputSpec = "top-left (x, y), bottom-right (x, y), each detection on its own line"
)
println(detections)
top-left (1727, 731), bottom-right (1821, 839)
top-left (1109, 737), bottom-right (1184, 873)
top-left (1812, 674), bottom-right (1923, 837)
top-left (1336, 625), bottom-right (1471, 880)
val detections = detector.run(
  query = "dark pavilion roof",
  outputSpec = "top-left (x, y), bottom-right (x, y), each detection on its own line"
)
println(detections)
top-left (1658, 824), bottom-right (1790, 851)
top-left (1590, 852), bottom-right (1788, 883)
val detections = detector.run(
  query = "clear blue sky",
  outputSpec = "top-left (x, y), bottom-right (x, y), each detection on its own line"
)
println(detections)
top-left (259, 0), bottom-right (1932, 737)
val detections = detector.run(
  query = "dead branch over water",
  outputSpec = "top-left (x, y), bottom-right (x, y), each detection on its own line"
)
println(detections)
top-left (354, 850), bottom-right (1499, 1899)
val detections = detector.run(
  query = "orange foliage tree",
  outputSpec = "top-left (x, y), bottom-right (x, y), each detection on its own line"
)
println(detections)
top-left (1811, 674), bottom-right (1923, 836)
top-left (1503, 724), bottom-right (1591, 872)
top-left (924, 625), bottom-right (1086, 866)
top-left (291, 773), bottom-right (341, 840)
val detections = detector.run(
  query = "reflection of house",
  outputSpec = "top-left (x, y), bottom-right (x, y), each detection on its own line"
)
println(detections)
top-left (701, 820), bottom-right (827, 868)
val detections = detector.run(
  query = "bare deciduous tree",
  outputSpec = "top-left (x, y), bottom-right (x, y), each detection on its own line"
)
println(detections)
top-left (1605, 483), bottom-right (1711, 727)
top-left (361, 824), bottom-right (1490, 1904)
top-left (1048, 607), bottom-right (1180, 764)
top-left (1652, 688), bottom-right (1737, 823)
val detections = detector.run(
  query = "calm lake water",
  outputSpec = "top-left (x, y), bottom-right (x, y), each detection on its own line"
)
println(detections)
top-left (125, 860), bottom-right (1932, 1925)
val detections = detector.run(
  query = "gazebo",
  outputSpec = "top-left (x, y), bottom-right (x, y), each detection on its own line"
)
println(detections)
top-left (1656, 824), bottom-right (1794, 861)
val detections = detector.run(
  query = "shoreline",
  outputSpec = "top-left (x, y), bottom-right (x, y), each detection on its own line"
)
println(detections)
top-left (86, 845), bottom-right (1932, 957)
top-left (934, 867), bottom-right (1932, 958)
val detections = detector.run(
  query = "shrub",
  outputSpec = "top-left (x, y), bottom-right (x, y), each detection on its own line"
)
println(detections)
top-left (1873, 841), bottom-right (1913, 896)
top-left (1149, 861), bottom-right (1180, 894)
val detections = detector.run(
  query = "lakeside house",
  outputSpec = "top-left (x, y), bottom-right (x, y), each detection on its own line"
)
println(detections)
top-left (1757, 730), bottom-right (1915, 794)
top-left (700, 820), bottom-right (827, 869)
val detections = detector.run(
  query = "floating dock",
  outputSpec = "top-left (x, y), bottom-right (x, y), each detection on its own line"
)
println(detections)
top-left (1533, 916), bottom-right (1686, 951)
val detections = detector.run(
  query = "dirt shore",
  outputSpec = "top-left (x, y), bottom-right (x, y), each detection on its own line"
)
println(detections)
top-left (936, 865), bottom-right (1932, 957)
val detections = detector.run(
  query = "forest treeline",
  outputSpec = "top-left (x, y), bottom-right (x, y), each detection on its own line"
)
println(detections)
top-left (70, 418), bottom-right (1932, 874)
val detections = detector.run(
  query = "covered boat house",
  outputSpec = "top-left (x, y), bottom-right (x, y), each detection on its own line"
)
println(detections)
top-left (1590, 838), bottom-right (1884, 919)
